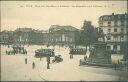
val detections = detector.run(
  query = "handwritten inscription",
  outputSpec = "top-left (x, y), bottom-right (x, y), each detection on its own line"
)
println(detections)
top-left (19, 4), bottom-right (115, 8)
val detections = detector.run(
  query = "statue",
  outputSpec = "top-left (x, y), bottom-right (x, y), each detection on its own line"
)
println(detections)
top-left (87, 42), bottom-right (111, 64)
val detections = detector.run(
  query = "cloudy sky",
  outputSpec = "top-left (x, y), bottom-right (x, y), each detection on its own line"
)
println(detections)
top-left (1, 1), bottom-right (127, 31)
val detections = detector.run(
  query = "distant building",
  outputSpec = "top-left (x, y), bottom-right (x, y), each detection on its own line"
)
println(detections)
top-left (29, 29), bottom-right (45, 44)
top-left (12, 28), bottom-right (45, 44)
top-left (45, 25), bottom-right (79, 46)
top-left (12, 28), bottom-right (33, 44)
top-left (0, 30), bottom-right (13, 44)
top-left (15, 28), bottom-right (33, 32)
top-left (0, 26), bottom-right (80, 45)
top-left (99, 13), bottom-right (128, 54)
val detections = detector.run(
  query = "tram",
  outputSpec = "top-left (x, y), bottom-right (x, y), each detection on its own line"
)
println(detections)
top-left (35, 49), bottom-right (55, 58)
top-left (69, 48), bottom-right (87, 55)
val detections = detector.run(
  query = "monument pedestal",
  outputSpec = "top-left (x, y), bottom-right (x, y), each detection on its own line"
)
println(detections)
top-left (86, 42), bottom-right (111, 65)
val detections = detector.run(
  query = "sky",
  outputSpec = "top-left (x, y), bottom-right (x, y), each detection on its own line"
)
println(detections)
top-left (1, 1), bottom-right (127, 31)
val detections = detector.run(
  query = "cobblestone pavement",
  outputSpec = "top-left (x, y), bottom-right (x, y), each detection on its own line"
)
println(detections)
top-left (1, 45), bottom-right (128, 81)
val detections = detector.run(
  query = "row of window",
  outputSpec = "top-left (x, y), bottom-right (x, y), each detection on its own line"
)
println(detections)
top-left (48, 38), bottom-right (73, 42)
top-left (99, 20), bottom-right (127, 27)
top-left (107, 45), bottom-right (119, 50)
top-left (108, 28), bottom-right (124, 33)
top-left (107, 36), bottom-right (124, 41)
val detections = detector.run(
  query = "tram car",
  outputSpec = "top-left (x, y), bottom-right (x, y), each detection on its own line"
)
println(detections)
top-left (35, 49), bottom-right (55, 58)
top-left (69, 48), bottom-right (87, 55)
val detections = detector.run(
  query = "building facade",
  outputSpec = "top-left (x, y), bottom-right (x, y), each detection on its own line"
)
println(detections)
top-left (12, 28), bottom-right (46, 44)
top-left (44, 25), bottom-right (79, 46)
top-left (12, 28), bottom-right (33, 44)
top-left (0, 26), bottom-right (79, 45)
top-left (0, 31), bottom-right (13, 44)
top-left (99, 13), bottom-right (128, 54)
top-left (28, 30), bottom-right (46, 44)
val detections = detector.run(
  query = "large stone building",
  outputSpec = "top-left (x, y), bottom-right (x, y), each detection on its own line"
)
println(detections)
top-left (27, 29), bottom-right (45, 44)
top-left (12, 28), bottom-right (45, 44)
top-left (44, 25), bottom-right (79, 46)
top-left (99, 13), bottom-right (128, 55)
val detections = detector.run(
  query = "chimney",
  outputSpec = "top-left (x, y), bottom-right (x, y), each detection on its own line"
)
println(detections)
top-left (112, 13), bottom-right (114, 15)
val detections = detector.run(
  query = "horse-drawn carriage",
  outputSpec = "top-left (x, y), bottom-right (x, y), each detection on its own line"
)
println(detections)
top-left (35, 49), bottom-right (55, 58)
top-left (6, 45), bottom-right (27, 55)
top-left (52, 55), bottom-right (63, 63)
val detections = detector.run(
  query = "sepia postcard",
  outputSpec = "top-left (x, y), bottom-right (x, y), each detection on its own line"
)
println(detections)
top-left (0, 0), bottom-right (128, 81)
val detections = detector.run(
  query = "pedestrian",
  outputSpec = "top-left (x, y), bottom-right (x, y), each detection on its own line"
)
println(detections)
top-left (8, 45), bottom-right (10, 48)
top-left (70, 54), bottom-right (73, 59)
top-left (79, 59), bottom-right (82, 66)
top-left (47, 56), bottom-right (50, 69)
top-left (32, 62), bottom-right (35, 69)
top-left (47, 62), bottom-right (50, 69)
top-left (6, 50), bottom-right (8, 54)
top-left (114, 63), bottom-right (117, 70)
top-left (84, 56), bottom-right (87, 61)
top-left (40, 57), bottom-right (42, 61)
top-left (25, 58), bottom-right (27, 64)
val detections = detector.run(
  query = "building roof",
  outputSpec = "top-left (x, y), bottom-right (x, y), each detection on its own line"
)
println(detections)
top-left (49, 25), bottom-right (78, 32)
top-left (1, 30), bottom-right (13, 34)
top-left (15, 28), bottom-right (33, 32)
top-left (99, 13), bottom-right (128, 21)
